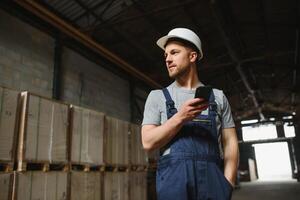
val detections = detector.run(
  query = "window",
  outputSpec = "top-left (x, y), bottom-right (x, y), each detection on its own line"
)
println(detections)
top-left (284, 123), bottom-right (296, 138)
top-left (242, 124), bottom-right (277, 141)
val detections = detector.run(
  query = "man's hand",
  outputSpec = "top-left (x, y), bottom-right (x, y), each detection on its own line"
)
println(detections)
top-left (174, 98), bottom-right (209, 123)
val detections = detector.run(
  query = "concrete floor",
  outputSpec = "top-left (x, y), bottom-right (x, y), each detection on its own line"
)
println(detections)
top-left (232, 180), bottom-right (300, 200)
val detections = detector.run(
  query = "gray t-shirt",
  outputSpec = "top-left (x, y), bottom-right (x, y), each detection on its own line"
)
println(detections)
top-left (142, 81), bottom-right (235, 156)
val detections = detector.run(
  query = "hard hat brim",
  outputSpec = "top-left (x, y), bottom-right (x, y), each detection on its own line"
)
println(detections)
top-left (156, 35), bottom-right (203, 60)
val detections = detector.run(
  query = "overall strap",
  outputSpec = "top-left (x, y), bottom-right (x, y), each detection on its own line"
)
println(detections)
top-left (208, 89), bottom-right (217, 117)
top-left (159, 88), bottom-right (178, 156)
top-left (208, 89), bottom-right (223, 166)
top-left (162, 88), bottom-right (177, 119)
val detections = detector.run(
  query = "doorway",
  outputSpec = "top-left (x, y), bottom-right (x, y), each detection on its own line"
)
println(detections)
top-left (253, 142), bottom-right (292, 181)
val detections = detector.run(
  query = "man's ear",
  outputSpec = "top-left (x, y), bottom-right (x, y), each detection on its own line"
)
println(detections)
top-left (189, 51), bottom-right (198, 62)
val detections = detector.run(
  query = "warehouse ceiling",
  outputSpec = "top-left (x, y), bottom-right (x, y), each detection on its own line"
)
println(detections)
top-left (2, 0), bottom-right (300, 121)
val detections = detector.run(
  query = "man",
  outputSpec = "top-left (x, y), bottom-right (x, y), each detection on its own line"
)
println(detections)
top-left (141, 28), bottom-right (239, 200)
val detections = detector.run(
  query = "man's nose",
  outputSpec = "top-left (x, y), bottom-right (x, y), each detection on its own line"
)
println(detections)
top-left (165, 54), bottom-right (172, 63)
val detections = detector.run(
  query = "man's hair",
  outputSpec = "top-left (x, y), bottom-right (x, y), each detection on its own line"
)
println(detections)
top-left (164, 38), bottom-right (200, 54)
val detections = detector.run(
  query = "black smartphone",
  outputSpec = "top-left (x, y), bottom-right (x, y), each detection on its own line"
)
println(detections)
top-left (195, 86), bottom-right (212, 101)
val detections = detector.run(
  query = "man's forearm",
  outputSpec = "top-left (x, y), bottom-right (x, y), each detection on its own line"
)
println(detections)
top-left (222, 128), bottom-right (239, 186)
top-left (223, 148), bottom-right (239, 186)
top-left (142, 113), bottom-right (184, 151)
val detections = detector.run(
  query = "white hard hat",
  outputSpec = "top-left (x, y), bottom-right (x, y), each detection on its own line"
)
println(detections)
top-left (156, 28), bottom-right (203, 60)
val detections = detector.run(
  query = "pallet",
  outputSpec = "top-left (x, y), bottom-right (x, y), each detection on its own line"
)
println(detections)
top-left (17, 162), bottom-right (70, 172)
top-left (104, 165), bottom-right (131, 172)
top-left (0, 162), bottom-right (14, 172)
top-left (71, 164), bottom-right (137, 172)
top-left (71, 164), bottom-right (106, 172)
top-left (130, 165), bottom-right (148, 172)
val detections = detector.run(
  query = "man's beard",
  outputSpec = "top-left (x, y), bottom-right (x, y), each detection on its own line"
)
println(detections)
top-left (168, 67), bottom-right (189, 79)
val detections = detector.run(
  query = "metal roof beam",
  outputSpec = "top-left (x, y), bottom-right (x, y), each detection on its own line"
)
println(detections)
top-left (92, 0), bottom-right (197, 31)
top-left (291, 1), bottom-right (300, 108)
top-left (14, 0), bottom-right (161, 88)
top-left (210, 0), bottom-right (265, 120)
top-left (72, 0), bottom-right (111, 22)
top-left (74, 0), bottom-right (158, 70)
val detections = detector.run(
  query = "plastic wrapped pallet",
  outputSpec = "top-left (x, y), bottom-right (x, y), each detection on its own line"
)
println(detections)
top-left (0, 172), bottom-right (13, 200)
top-left (130, 124), bottom-right (147, 166)
top-left (13, 171), bottom-right (68, 200)
top-left (0, 87), bottom-right (19, 162)
top-left (104, 172), bottom-right (129, 200)
top-left (70, 105), bottom-right (105, 165)
top-left (70, 171), bottom-right (102, 200)
top-left (129, 172), bottom-right (147, 200)
top-left (105, 116), bottom-right (129, 166)
top-left (17, 92), bottom-right (69, 169)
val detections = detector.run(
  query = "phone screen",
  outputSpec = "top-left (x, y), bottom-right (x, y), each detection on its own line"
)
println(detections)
top-left (194, 86), bottom-right (212, 101)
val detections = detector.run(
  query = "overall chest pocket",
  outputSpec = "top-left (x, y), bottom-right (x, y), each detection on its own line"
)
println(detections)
top-left (185, 118), bottom-right (213, 137)
top-left (192, 118), bottom-right (212, 125)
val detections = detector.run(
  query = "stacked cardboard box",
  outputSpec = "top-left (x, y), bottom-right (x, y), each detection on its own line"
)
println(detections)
top-left (13, 171), bottom-right (68, 200)
top-left (70, 106), bottom-right (105, 166)
top-left (0, 172), bottom-right (13, 200)
top-left (0, 87), bottom-right (19, 163)
top-left (105, 116), bottom-right (129, 166)
top-left (130, 172), bottom-right (147, 200)
top-left (70, 171), bottom-right (102, 200)
top-left (104, 172), bottom-right (129, 200)
top-left (17, 92), bottom-right (69, 169)
top-left (0, 87), bottom-right (150, 199)
top-left (130, 124), bottom-right (148, 166)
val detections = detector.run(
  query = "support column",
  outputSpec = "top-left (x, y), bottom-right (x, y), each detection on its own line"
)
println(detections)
top-left (52, 38), bottom-right (63, 100)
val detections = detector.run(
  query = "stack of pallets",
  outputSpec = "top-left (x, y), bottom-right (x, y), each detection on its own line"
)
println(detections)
top-left (0, 85), bottom-right (149, 200)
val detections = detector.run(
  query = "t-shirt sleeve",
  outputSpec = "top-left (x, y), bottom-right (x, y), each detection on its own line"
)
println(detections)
top-left (142, 90), bottom-right (162, 125)
top-left (221, 92), bottom-right (235, 128)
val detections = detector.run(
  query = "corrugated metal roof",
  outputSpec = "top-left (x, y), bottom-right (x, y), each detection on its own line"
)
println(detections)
top-left (12, 0), bottom-right (300, 118)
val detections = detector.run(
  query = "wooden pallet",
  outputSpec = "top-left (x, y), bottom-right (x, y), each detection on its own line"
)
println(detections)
top-left (17, 162), bottom-right (70, 172)
top-left (104, 165), bottom-right (130, 172)
top-left (71, 164), bottom-right (106, 172)
top-left (130, 165), bottom-right (148, 172)
top-left (0, 162), bottom-right (14, 172)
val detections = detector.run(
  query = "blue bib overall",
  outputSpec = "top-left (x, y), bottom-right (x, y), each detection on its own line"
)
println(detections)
top-left (156, 88), bottom-right (233, 200)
